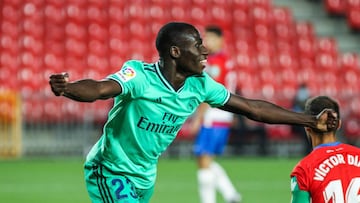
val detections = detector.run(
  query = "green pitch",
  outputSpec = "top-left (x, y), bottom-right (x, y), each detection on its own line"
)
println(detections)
top-left (0, 157), bottom-right (299, 203)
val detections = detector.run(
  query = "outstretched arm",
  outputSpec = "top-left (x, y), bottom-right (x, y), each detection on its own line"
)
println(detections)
top-left (49, 73), bottom-right (122, 102)
top-left (220, 93), bottom-right (338, 131)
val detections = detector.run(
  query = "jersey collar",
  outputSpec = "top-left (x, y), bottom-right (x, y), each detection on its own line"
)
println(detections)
top-left (155, 62), bottom-right (184, 93)
top-left (313, 141), bottom-right (341, 150)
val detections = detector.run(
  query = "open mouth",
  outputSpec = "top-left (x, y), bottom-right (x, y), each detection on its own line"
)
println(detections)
top-left (200, 59), bottom-right (207, 67)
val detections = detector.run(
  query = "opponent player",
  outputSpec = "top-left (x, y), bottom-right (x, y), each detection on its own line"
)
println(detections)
top-left (49, 22), bottom-right (338, 203)
top-left (192, 25), bottom-right (241, 203)
top-left (290, 96), bottom-right (360, 203)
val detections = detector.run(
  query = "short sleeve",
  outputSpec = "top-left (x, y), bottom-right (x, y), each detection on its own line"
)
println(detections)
top-left (202, 73), bottom-right (230, 107)
top-left (107, 60), bottom-right (146, 97)
top-left (290, 163), bottom-right (309, 191)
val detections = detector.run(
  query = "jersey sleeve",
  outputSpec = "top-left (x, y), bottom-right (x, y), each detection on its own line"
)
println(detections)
top-left (202, 73), bottom-right (230, 108)
top-left (106, 60), bottom-right (146, 97)
top-left (290, 163), bottom-right (310, 192)
top-left (290, 176), bottom-right (311, 203)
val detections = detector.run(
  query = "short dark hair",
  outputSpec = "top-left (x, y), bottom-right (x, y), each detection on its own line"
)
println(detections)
top-left (205, 25), bottom-right (223, 37)
top-left (304, 96), bottom-right (340, 119)
top-left (155, 22), bottom-right (197, 57)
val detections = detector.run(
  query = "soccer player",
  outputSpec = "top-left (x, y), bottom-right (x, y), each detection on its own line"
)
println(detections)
top-left (192, 25), bottom-right (241, 203)
top-left (290, 96), bottom-right (360, 203)
top-left (49, 22), bottom-right (338, 203)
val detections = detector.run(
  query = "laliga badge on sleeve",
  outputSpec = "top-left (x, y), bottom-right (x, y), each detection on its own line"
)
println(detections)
top-left (117, 66), bottom-right (136, 82)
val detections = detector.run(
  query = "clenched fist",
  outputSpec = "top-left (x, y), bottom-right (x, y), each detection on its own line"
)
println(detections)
top-left (49, 72), bottom-right (69, 96)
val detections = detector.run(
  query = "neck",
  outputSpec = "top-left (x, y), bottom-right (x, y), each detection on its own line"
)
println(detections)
top-left (158, 58), bottom-right (186, 91)
top-left (312, 133), bottom-right (338, 148)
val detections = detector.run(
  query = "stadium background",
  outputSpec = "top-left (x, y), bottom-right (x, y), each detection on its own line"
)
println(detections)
top-left (0, 0), bottom-right (360, 202)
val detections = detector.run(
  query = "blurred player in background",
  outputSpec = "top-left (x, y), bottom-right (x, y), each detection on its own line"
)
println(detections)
top-left (290, 96), bottom-right (360, 203)
top-left (49, 22), bottom-right (337, 203)
top-left (192, 25), bottom-right (241, 203)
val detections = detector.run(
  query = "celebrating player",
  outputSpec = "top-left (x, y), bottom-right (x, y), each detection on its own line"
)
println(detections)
top-left (49, 22), bottom-right (338, 203)
top-left (290, 96), bottom-right (360, 203)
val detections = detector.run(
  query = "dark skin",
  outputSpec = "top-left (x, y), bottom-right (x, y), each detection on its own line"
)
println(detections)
top-left (50, 26), bottom-right (338, 131)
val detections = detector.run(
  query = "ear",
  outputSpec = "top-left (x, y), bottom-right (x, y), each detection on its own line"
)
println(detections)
top-left (170, 46), bottom-right (181, 58)
top-left (337, 119), bottom-right (342, 130)
top-left (304, 127), bottom-right (312, 135)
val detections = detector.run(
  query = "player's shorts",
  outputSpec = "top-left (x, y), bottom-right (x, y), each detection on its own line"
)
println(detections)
top-left (84, 163), bottom-right (154, 203)
top-left (193, 125), bottom-right (230, 156)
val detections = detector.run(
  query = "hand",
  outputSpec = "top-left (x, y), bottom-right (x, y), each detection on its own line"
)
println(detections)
top-left (315, 108), bottom-right (339, 133)
top-left (49, 72), bottom-right (69, 96)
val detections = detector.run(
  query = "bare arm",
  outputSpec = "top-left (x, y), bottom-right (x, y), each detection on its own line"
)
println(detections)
top-left (49, 73), bottom-right (122, 102)
top-left (220, 93), bottom-right (337, 131)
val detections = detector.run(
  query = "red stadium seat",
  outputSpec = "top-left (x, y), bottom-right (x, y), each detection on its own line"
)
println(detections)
top-left (233, 0), bottom-right (250, 11)
top-left (253, 24), bottom-right (274, 40)
top-left (1, 52), bottom-right (19, 72)
top-left (148, 3), bottom-right (169, 21)
top-left (44, 4), bottom-right (66, 24)
top-left (190, 5), bottom-right (207, 26)
top-left (275, 40), bottom-right (295, 54)
top-left (297, 36), bottom-right (316, 59)
top-left (22, 19), bottom-right (45, 39)
top-left (127, 1), bottom-right (148, 21)
top-left (66, 4), bottom-right (87, 23)
top-left (232, 8), bottom-right (251, 28)
top-left (235, 52), bottom-right (257, 71)
top-left (1, 21), bottom-right (19, 38)
top-left (65, 38), bottom-right (87, 57)
top-left (297, 66), bottom-right (316, 84)
top-left (325, 0), bottom-right (346, 16)
top-left (87, 3), bottom-right (108, 23)
top-left (350, 97), bottom-right (360, 114)
top-left (316, 37), bottom-right (338, 56)
top-left (250, 6), bottom-right (272, 25)
top-left (347, 7), bottom-right (360, 30)
top-left (88, 39), bottom-right (108, 57)
top-left (341, 68), bottom-right (360, 85)
top-left (260, 81), bottom-right (278, 100)
top-left (272, 7), bottom-right (293, 25)
top-left (44, 24), bottom-right (66, 42)
top-left (65, 22), bottom-right (87, 40)
top-left (21, 36), bottom-right (44, 55)
top-left (339, 52), bottom-right (359, 70)
top-left (315, 53), bottom-right (338, 71)
top-left (274, 24), bottom-right (296, 41)
top-left (278, 67), bottom-right (299, 85)
top-left (276, 52), bottom-right (299, 70)
top-left (256, 52), bottom-right (274, 69)
top-left (88, 23), bottom-right (108, 41)
top-left (44, 53), bottom-right (65, 72)
top-left (252, 0), bottom-right (272, 9)
top-left (23, 99), bottom-right (44, 123)
top-left (2, 5), bottom-right (22, 22)
top-left (1, 34), bottom-right (19, 55)
top-left (255, 39), bottom-right (275, 55)
top-left (344, 116), bottom-right (360, 139)
top-left (295, 21), bottom-right (315, 38)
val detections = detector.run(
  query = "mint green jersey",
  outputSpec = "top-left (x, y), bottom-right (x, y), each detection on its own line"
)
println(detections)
top-left (85, 60), bottom-right (230, 189)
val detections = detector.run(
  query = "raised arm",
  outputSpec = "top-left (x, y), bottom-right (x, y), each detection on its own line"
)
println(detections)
top-left (220, 93), bottom-right (338, 131)
top-left (49, 73), bottom-right (122, 102)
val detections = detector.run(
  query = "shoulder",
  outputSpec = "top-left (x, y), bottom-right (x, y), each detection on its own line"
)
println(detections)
top-left (341, 143), bottom-right (360, 151)
top-left (117, 60), bottom-right (156, 80)
top-left (291, 153), bottom-right (315, 176)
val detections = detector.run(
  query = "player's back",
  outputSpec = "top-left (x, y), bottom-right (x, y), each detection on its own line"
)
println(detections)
top-left (292, 143), bottom-right (360, 202)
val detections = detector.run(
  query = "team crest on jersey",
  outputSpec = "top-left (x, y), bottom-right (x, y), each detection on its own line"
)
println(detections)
top-left (117, 66), bottom-right (136, 82)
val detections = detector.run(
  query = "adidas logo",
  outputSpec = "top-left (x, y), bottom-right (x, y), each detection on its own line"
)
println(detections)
top-left (155, 97), bottom-right (162, 103)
